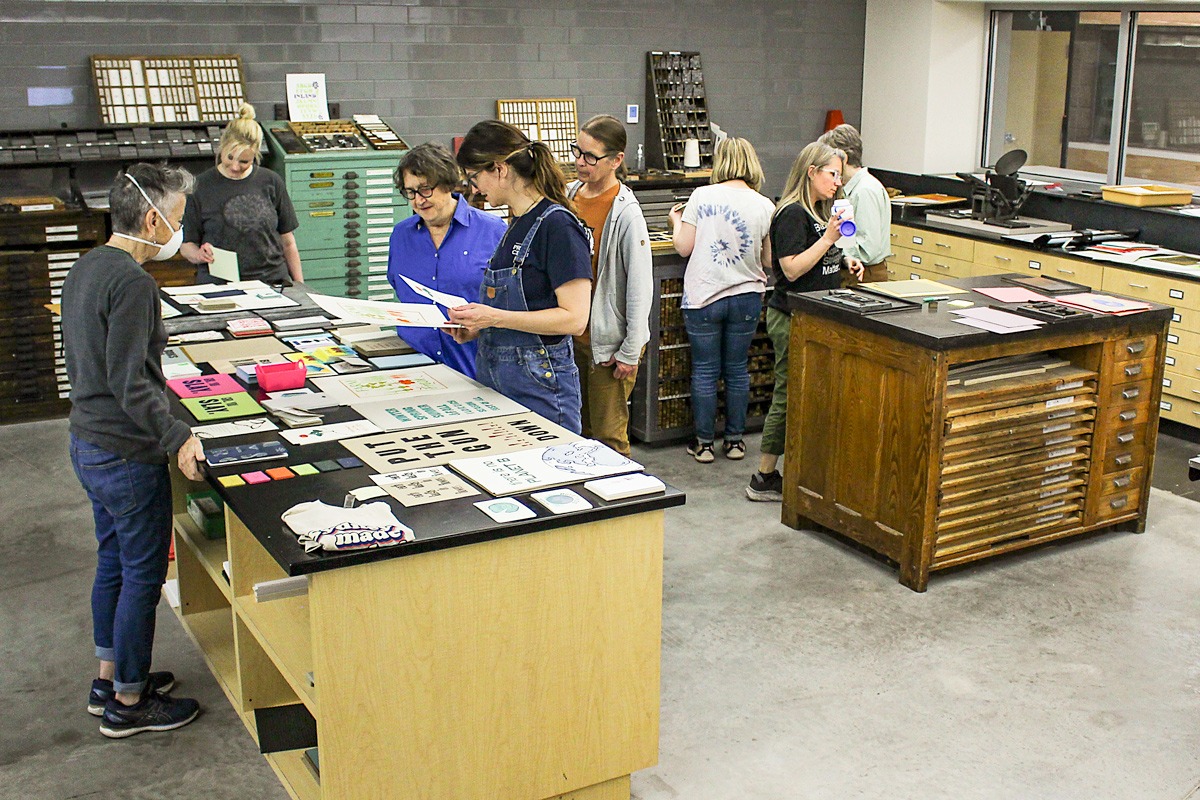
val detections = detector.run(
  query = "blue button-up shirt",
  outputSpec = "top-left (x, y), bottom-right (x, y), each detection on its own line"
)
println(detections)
top-left (386, 194), bottom-right (506, 378)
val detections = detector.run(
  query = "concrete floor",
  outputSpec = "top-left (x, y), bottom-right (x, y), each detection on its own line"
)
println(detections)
top-left (1, 418), bottom-right (1198, 800)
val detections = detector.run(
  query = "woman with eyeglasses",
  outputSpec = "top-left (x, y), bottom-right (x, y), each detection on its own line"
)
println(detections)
top-left (745, 141), bottom-right (863, 501)
top-left (386, 143), bottom-right (506, 378)
top-left (667, 137), bottom-right (774, 464)
top-left (447, 120), bottom-right (592, 433)
top-left (564, 115), bottom-right (653, 456)
top-left (181, 103), bottom-right (303, 284)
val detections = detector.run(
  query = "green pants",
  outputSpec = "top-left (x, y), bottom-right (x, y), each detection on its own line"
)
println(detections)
top-left (760, 306), bottom-right (791, 457)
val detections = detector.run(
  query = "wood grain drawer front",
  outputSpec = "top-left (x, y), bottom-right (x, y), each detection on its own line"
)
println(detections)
top-left (1101, 422), bottom-right (1149, 472)
top-left (1112, 333), bottom-right (1157, 364)
top-left (1102, 267), bottom-right (1199, 311)
top-left (1037, 254), bottom-right (1105, 289)
top-left (933, 505), bottom-right (1082, 563)
top-left (1162, 370), bottom-right (1200, 402)
top-left (1093, 488), bottom-right (1140, 521)
top-left (1105, 379), bottom-right (1152, 406)
top-left (1158, 393), bottom-right (1200, 426)
top-left (1100, 466), bottom-right (1143, 497)
top-left (936, 490), bottom-right (1085, 538)
top-left (1166, 327), bottom-right (1200, 357)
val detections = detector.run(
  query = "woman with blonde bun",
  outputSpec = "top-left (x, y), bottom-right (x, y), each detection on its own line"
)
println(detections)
top-left (181, 103), bottom-right (303, 283)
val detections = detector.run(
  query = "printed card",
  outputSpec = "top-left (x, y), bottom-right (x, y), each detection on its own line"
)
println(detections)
top-left (279, 420), bottom-right (382, 446)
top-left (448, 440), bottom-right (642, 496)
top-left (181, 392), bottom-right (266, 421)
top-left (313, 365), bottom-right (474, 403)
top-left (167, 373), bottom-right (244, 399)
top-left (339, 413), bottom-right (580, 472)
top-left (353, 390), bottom-right (526, 432)
top-left (370, 466), bottom-right (480, 507)
top-left (474, 497), bottom-right (537, 523)
top-left (191, 417), bottom-right (280, 440)
top-left (530, 488), bottom-right (593, 514)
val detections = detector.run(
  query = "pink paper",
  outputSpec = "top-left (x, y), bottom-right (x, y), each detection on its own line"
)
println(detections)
top-left (972, 286), bottom-right (1051, 303)
top-left (241, 470), bottom-right (271, 484)
top-left (167, 373), bottom-right (245, 399)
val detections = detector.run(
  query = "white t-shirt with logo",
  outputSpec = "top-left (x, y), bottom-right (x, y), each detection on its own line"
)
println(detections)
top-left (680, 183), bottom-right (775, 309)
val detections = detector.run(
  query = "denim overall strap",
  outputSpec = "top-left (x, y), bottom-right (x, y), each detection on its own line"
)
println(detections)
top-left (475, 202), bottom-right (583, 433)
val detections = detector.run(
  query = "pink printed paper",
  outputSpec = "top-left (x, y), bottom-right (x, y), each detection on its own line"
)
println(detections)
top-left (167, 373), bottom-right (245, 399)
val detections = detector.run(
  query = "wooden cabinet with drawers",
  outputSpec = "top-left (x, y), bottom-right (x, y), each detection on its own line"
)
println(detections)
top-left (889, 219), bottom-right (1200, 431)
top-left (781, 275), bottom-right (1170, 591)
top-left (0, 211), bottom-right (104, 422)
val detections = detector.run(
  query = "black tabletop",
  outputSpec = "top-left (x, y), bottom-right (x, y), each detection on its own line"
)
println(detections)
top-left (166, 296), bottom-right (686, 577)
top-left (784, 274), bottom-right (1173, 352)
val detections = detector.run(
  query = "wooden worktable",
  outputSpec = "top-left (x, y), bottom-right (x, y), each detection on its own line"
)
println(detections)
top-left (780, 275), bottom-right (1172, 591)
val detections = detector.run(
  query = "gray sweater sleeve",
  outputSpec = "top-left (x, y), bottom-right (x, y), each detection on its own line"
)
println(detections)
top-left (106, 275), bottom-right (193, 455)
top-left (615, 207), bottom-right (654, 364)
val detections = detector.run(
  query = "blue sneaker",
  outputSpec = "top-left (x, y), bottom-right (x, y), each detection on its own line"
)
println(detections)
top-left (88, 671), bottom-right (176, 716)
top-left (99, 690), bottom-right (200, 739)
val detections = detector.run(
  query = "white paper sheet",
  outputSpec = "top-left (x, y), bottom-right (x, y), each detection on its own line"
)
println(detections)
top-left (209, 246), bottom-right (240, 282)
top-left (308, 293), bottom-right (457, 328)
top-left (399, 274), bottom-right (470, 308)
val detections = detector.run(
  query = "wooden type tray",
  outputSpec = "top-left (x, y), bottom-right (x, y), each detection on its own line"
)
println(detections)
top-left (940, 437), bottom-right (1091, 478)
top-left (933, 508), bottom-right (1083, 562)
top-left (90, 55), bottom-right (245, 124)
top-left (938, 476), bottom-right (1087, 522)
top-left (938, 465), bottom-right (1088, 506)
top-left (944, 396), bottom-right (1097, 436)
top-left (938, 451), bottom-right (1090, 492)
top-left (941, 434), bottom-right (1091, 476)
top-left (945, 366), bottom-right (1097, 414)
top-left (936, 488), bottom-right (1085, 535)
top-left (942, 422), bottom-right (1094, 461)
top-left (496, 98), bottom-right (578, 164)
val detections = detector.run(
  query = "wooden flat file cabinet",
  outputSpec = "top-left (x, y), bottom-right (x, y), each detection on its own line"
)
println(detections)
top-left (781, 279), bottom-right (1170, 591)
top-left (171, 466), bottom-right (666, 800)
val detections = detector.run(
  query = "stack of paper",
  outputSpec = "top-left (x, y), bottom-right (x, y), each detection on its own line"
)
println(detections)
top-left (950, 306), bottom-right (1043, 334)
top-left (1052, 293), bottom-right (1151, 315)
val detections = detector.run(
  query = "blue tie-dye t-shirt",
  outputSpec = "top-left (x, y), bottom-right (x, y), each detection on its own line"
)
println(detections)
top-left (679, 183), bottom-right (775, 309)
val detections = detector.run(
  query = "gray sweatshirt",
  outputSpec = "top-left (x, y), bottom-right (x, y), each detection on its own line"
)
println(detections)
top-left (567, 181), bottom-right (653, 365)
top-left (62, 245), bottom-right (192, 463)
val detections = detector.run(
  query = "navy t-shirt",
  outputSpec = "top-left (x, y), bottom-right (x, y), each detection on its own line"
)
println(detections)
top-left (488, 199), bottom-right (592, 311)
top-left (767, 203), bottom-right (844, 312)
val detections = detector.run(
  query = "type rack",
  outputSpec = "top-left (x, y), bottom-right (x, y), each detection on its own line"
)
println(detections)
top-left (644, 51), bottom-right (712, 171)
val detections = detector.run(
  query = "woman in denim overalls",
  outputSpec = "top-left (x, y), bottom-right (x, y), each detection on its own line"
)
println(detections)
top-left (448, 121), bottom-right (593, 434)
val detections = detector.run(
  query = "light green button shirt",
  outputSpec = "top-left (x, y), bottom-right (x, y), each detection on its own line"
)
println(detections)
top-left (838, 167), bottom-right (893, 266)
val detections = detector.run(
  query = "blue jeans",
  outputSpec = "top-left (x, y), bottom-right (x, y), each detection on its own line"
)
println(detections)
top-left (477, 337), bottom-right (583, 434)
top-left (70, 434), bottom-right (172, 694)
top-left (683, 292), bottom-right (763, 443)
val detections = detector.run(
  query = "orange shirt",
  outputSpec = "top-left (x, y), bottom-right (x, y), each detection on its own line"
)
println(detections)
top-left (574, 182), bottom-right (620, 281)
top-left (572, 183), bottom-right (619, 347)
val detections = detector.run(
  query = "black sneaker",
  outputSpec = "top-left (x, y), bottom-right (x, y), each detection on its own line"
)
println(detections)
top-left (99, 690), bottom-right (200, 739)
top-left (686, 438), bottom-right (715, 463)
top-left (722, 440), bottom-right (746, 460)
top-left (88, 671), bottom-right (176, 716)
top-left (746, 470), bottom-right (783, 502)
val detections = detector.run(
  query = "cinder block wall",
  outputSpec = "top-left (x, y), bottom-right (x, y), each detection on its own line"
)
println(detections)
top-left (1, 0), bottom-right (865, 193)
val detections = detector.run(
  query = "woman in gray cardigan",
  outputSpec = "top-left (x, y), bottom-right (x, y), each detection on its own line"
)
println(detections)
top-left (567, 115), bottom-right (653, 456)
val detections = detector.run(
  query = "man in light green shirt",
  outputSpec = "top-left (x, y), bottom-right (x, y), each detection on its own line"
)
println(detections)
top-left (819, 124), bottom-right (893, 283)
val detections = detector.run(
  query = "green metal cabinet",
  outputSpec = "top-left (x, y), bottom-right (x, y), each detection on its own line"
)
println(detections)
top-left (264, 123), bottom-right (411, 300)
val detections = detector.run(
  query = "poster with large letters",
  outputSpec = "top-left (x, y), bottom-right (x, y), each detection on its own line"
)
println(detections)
top-left (351, 390), bottom-right (525, 433)
top-left (339, 413), bottom-right (580, 472)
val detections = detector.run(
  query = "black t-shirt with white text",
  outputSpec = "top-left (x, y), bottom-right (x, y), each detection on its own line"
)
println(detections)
top-left (767, 203), bottom-right (843, 312)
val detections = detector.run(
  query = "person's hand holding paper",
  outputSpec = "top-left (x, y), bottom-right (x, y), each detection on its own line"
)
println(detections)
top-left (209, 246), bottom-right (241, 283)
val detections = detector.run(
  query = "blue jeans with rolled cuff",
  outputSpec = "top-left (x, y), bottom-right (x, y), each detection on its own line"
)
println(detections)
top-left (683, 291), bottom-right (763, 443)
top-left (70, 434), bottom-right (172, 695)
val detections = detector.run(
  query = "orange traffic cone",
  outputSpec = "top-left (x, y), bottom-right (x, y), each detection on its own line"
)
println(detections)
top-left (824, 110), bottom-right (845, 132)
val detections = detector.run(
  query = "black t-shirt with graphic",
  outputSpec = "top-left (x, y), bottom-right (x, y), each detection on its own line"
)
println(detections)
top-left (488, 198), bottom-right (592, 312)
top-left (767, 203), bottom-right (844, 312)
top-left (183, 165), bottom-right (299, 283)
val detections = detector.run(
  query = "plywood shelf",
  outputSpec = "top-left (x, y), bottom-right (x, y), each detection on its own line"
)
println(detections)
top-left (173, 513), bottom-right (230, 603)
top-left (235, 594), bottom-right (316, 715)
top-left (266, 748), bottom-right (321, 800)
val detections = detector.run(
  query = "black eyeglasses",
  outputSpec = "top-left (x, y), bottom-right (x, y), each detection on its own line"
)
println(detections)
top-left (400, 185), bottom-right (437, 201)
top-left (570, 143), bottom-right (613, 166)
top-left (465, 168), bottom-right (485, 189)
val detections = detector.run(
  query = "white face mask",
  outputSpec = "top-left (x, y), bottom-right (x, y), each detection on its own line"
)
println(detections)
top-left (113, 174), bottom-right (184, 261)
